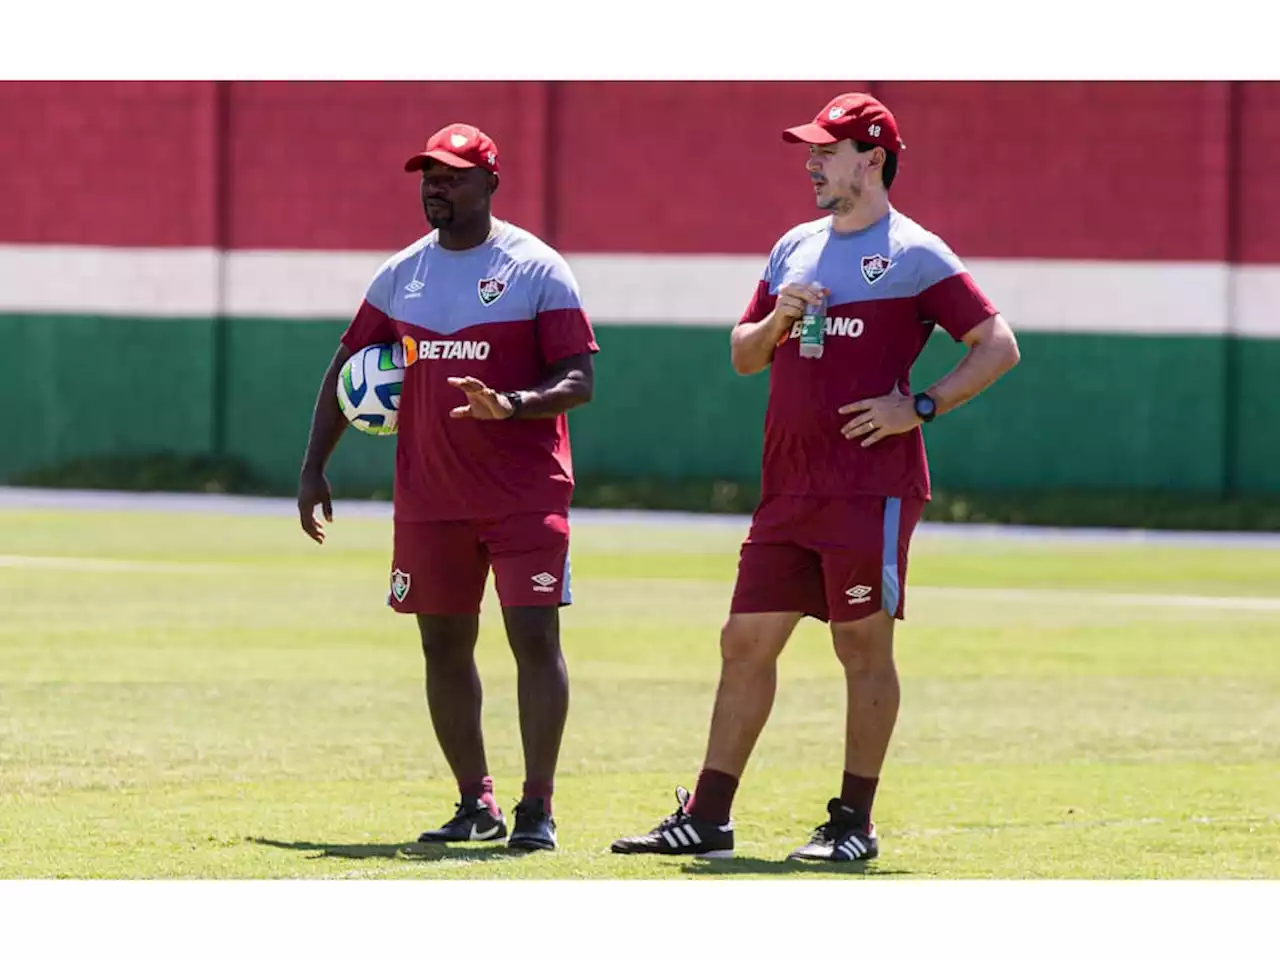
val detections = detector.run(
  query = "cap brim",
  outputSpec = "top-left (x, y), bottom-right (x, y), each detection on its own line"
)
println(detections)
top-left (403, 149), bottom-right (477, 173)
top-left (781, 123), bottom-right (839, 144)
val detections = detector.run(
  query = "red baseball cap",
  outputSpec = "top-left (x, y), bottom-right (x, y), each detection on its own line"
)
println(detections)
top-left (404, 123), bottom-right (500, 173)
top-left (782, 93), bottom-right (905, 154)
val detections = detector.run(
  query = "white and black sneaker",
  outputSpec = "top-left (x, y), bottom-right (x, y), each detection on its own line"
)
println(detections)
top-left (610, 787), bottom-right (734, 859)
top-left (417, 797), bottom-right (507, 844)
top-left (787, 799), bottom-right (879, 863)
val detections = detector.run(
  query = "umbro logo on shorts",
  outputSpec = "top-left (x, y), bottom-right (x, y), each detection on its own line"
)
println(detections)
top-left (845, 584), bottom-right (872, 604)
top-left (530, 571), bottom-right (558, 593)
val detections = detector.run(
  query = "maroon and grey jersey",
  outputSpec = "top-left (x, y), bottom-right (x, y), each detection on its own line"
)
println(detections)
top-left (341, 219), bottom-right (599, 521)
top-left (739, 208), bottom-right (998, 501)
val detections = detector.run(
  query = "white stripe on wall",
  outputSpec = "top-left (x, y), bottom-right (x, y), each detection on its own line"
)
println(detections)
top-left (0, 244), bottom-right (1276, 337)
top-left (568, 254), bottom-right (765, 326)
top-left (0, 244), bottom-right (220, 318)
top-left (571, 256), bottom-right (1236, 336)
top-left (967, 259), bottom-right (1229, 336)
top-left (1233, 265), bottom-right (1280, 339)
top-left (225, 249), bottom-right (386, 318)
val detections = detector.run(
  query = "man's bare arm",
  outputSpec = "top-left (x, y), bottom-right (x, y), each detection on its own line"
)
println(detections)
top-left (922, 314), bottom-right (1021, 415)
top-left (297, 343), bottom-right (352, 543)
top-left (838, 315), bottom-right (1020, 447)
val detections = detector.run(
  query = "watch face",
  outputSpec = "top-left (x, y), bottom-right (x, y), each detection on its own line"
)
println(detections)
top-left (917, 395), bottom-right (936, 418)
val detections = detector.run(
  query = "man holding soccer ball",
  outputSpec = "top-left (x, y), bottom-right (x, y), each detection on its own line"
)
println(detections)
top-left (297, 122), bottom-right (598, 852)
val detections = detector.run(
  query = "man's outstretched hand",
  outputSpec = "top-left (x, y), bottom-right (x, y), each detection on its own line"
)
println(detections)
top-left (448, 376), bottom-right (515, 420)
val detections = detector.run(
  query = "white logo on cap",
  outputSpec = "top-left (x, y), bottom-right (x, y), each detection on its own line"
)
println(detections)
top-left (828, 107), bottom-right (846, 121)
top-left (487, 152), bottom-right (496, 165)
top-left (450, 133), bottom-right (468, 148)
top-left (868, 123), bottom-right (882, 137)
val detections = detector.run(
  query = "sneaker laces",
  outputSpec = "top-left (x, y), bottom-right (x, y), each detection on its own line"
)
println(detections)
top-left (807, 820), bottom-right (840, 844)
top-left (440, 800), bottom-right (476, 828)
top-left (808, 799), bottom-right (860, 844)
top-left (652, 787), bottom-right (696, 834)
top-left (656, 808), bottom-right (693, 832)
top-left (513, 799), bottom-right (545, 823)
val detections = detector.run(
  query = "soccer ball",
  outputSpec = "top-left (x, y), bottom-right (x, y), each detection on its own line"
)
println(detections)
top-left (337, 342), bottom-right (404, 435)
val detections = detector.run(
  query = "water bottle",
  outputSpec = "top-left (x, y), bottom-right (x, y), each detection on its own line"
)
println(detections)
top-left (798, 286), bottom-right (827, 359)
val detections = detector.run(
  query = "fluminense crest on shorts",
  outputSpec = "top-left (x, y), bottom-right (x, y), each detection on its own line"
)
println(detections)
top-left (390, 568), bottom-right (411, 602)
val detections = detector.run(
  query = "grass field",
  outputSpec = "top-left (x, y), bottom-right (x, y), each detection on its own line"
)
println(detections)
top-left (1, 501), bottom-right (1278, 879)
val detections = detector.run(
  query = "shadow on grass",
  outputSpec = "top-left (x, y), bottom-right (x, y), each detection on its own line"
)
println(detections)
top-left (247, 837), bottom-right (530, 863)
top-left (679, 856), bottom-right (912, 877)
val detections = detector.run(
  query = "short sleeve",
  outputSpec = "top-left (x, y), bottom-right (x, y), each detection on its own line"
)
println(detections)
top-left (339, 258), bottom-right (397, 352)
top-left (912, 236), bottom-right (998, 342)
top-left (737, 244), bottom-right (782, 327)
top-left (534, 253), bottom-right (599, 366)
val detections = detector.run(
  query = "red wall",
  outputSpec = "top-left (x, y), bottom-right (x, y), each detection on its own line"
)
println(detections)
top-left (1237, 81), bottom-right (1280, 263)
top-left (1, 80), bottom-right (1276, 262)
top-left (0, 81), bottom-right (220, 246)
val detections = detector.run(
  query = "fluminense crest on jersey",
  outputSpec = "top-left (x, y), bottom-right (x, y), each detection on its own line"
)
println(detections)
top-left (477, 277), bottom-right (507, 306)
top-left (861, 254), bottom-right (892, 284)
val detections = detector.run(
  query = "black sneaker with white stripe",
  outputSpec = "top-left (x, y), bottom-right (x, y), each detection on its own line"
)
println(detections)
top-left (610, 787), bottom-right (734, 859)
top-left (787, 798), bottom-right (879, 863)
top-left (416, 797), bottom-right (507, 844)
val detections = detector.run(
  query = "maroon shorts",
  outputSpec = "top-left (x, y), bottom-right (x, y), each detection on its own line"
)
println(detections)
top-left (729, 495), bottom-right (925, 623)
top-left (387, 512), bottom-right (572, 615)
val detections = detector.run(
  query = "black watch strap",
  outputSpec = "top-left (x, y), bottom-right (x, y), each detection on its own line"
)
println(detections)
top-left (502, 390), bottom-right (525, 418)
top-left (913, 392), bottom-right (938, 423)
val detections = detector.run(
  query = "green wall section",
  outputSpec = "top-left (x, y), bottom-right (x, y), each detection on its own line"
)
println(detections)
top-left (910, 332), bottom-right (1229, 493)
top-left (2, 314), bottom-right (1276, 497)
top-left (1232, 338), bottom-right (1280, 492)
top-left (221, 319), bottom-right (396, 495)
top-left (574, 326), bottom-right (769, 480)
top-left (588, 328), bottom-right (1231, 493)
top-left (0, 314), bottom-right (217, 479)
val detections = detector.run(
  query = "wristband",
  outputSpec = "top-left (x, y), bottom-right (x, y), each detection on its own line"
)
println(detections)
top-left (502, 390), bottom-right (525, 418)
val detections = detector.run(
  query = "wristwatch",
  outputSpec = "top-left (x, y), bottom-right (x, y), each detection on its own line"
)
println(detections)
top-left (912, 392), bottom-right (938, 423)
top-left (501, 390), bottom-right (525, 418)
